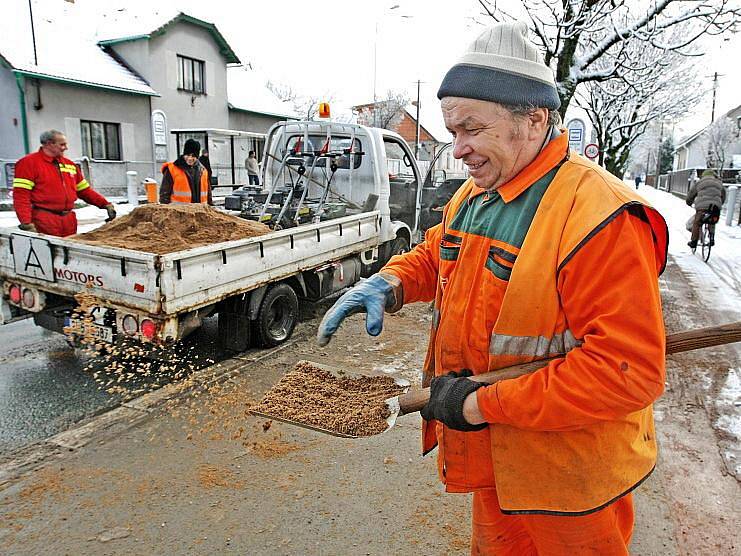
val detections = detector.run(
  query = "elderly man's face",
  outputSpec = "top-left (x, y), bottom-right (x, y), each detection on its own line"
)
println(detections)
top-left (442, 97), bottom-right (533, 190)
top-left (43, 134), bottom-right (69, 158)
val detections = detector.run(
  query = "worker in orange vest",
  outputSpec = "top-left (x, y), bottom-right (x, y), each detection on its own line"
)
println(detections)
top-left (160, 139), bottom-right (213, 205)
top-left (318, 22), bottom-right (668, 555)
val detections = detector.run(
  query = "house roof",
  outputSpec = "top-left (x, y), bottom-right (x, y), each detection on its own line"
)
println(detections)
top-left (674, 104), bottom-right (741, 151)
top-left (0, 9), bottom-right (156, 96)
top-left (352, 101), bottom-right (446, 143)
top-left (227, 66), bottom-right (298, 119)
top-left (96, 12), bottom-right (240, 65)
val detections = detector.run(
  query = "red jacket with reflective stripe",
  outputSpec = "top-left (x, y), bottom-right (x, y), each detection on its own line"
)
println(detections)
top-left (12, 150), bottom-right (108, 224)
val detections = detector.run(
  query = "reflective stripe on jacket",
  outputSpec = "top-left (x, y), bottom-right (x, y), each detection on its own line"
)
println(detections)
top-left (162, 162), bottom-right (209, 203)
top-left (12, 149), bottom-right (108, 226)
top-left (382, 133), bottom-right (669, 515)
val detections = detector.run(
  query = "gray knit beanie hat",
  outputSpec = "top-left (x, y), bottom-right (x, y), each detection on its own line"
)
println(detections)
top-left (437, 22), bottom-right (560, 110)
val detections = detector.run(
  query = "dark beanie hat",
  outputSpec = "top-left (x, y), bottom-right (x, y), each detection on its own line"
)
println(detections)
top-left (437, 22), bottom-right (560, 110)
top-left (183, 139), bottom-right (201, 157)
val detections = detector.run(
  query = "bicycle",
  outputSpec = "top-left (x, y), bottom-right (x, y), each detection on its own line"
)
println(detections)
top-left (691, 205), bottom-right (720, 262)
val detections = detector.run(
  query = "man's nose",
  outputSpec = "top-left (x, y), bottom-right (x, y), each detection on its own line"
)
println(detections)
top-left (452, 137), bottom-right (471, 159)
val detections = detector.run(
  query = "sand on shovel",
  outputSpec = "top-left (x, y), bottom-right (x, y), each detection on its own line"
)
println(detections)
top-left (70, 203), bottom-right (270, 254)
top-left (251, 361), bottom-right (407, 437)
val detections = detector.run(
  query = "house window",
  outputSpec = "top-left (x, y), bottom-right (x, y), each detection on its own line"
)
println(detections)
top-left (177, 55), bottom-right (205, 94)
top-left (80, 121), bottom-right (121, 160)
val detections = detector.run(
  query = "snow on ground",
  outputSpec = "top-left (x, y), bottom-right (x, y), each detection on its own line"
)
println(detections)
top-left (636, 184), bottom-right (741, 472)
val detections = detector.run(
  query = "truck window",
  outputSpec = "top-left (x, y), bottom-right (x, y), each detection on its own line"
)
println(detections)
top-left (284, 136), bottom-right (362, 170)
top-left (383, 137), bottom-right (419, 229)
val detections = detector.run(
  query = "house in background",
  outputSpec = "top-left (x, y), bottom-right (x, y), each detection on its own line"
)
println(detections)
top-left (673, 105), bottom-right (741, 171)
top-left (353, 101), bottom-right (445, 162)
top-left (0, 10), bottom-right (293, 199)
top-left (667, 105), bottom-right (741, 195)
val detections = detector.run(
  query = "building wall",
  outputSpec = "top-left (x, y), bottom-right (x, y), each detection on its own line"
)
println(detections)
top-left (21, 78), bottom-right (153, 195)
top-left (0, 66), bottom-right (25, 160)
top-left (228, 110), bottom-right (283, 135)
top-left (143, 21), bottom-right (231, 162)
top-left (106, 40), bottom-right (151, 80)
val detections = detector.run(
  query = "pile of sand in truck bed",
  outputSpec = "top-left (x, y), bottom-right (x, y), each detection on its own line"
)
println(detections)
top-left (71, 204), bottom-right (270, 254)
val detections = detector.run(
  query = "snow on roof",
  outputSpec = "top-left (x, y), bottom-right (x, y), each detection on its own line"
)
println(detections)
top-left (227, 66), bottom-right (298, 119)
top-left (0, 9), bottom-right (156, 96)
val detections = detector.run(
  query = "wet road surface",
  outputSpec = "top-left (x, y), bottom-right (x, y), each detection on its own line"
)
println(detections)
top-left (0, 316), bottom-right (222, 455)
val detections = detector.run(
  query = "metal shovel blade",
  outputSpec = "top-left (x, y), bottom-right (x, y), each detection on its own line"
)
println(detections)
top-left (249, 360), bottom-right (410, 438)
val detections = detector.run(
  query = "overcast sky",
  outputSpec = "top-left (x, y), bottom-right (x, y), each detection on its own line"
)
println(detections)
top-left (11, 0), bottom-right (740, 141)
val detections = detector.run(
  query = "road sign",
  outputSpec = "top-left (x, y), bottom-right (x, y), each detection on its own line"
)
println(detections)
top-left (566, 119), bottom-right (586, 155)
top-left (584, 143), bottom-right (599, 160)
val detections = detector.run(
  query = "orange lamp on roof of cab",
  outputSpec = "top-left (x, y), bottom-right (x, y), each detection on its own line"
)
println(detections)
top-left (318, 102), bottom-right (331, 118)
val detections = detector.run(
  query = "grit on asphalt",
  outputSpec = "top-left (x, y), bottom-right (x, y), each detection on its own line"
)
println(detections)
top-left (0, 260), bottom-right (739, 554)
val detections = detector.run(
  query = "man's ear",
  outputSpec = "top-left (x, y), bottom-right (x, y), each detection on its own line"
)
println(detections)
top-left (527, 108), bottom-right (549, 140)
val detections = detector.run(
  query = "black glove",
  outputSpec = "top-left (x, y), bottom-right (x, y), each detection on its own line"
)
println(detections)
top-left (685, 199), bottom-right (692, 207)
top-left (18, 223), bottom-right (37, 232)
top-left (104, 204), bottom-right (117, 222)
top-left (420, 370), bottom-right (487, 432)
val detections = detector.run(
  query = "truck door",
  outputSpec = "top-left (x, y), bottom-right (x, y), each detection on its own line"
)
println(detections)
top-left (382, 137), bottom-right (421, 237)
top-left (420, 142), bottom-right (469, 233)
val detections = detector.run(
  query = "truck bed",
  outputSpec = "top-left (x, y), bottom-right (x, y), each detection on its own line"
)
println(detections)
top-left (0, 211), bottom-right (381, 316)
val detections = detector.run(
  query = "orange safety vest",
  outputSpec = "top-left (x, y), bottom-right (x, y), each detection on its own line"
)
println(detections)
top-left (386, 145), bottom-right (668, 515)
top-left (163, 162), bottom-right (209, 204)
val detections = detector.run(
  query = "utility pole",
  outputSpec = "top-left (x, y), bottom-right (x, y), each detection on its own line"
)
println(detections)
top-left (711, 72), bottom-right (718, 124)
top-left (28, 0), bottom-right (38, 66)
top-left (655, 118), bottom-right (665, 188)
top-left (414, 80), bottom-right (421, 160)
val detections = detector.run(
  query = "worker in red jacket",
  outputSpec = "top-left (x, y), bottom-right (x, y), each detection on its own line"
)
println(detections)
top-left (12, 129), bottom-right (116, 236)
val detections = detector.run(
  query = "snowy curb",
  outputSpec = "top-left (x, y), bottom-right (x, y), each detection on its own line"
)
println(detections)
top-left (0, 339), bottom-right (297, 490)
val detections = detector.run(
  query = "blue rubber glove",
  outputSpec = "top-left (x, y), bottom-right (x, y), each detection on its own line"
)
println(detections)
top-left (317, 274), bottom-right (397, 346)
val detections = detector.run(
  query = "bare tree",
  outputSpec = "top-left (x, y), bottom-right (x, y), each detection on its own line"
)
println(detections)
top-left (266, 80), bottom-right (334, 120)
top-left (478, 0), bottom-right (739, 117)
top-left (575, 43), bottom-right (703, 177)
top-left (702, 116), bottom-right (737, 169)
top-left (356, 90), bottom-right (410, 130)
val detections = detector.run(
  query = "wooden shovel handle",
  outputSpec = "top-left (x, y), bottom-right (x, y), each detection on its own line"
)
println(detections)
top-left (397, 321), bottom-right (741, 416)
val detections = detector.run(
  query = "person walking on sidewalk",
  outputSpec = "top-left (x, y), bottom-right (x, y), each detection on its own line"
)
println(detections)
top-left (245, 150), bottom-right (260, 186)
top-left (317, 21), bottom-right (669, 555)
top-left (12, 129), bottom-right (116, 236)
top-left (160, 139), bottom-right (213, 205)
top-left (686, 169), bottom-right (725, 249)
top-left (634, 174), bottom-right (642, 189)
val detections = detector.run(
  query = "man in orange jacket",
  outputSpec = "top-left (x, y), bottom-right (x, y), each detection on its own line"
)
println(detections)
top-left (160, 139), bottom-right (213, 205)
top-left (12, 130), bottom-right (116, 236)
top-left (318, 22), bottom-right (668, 555)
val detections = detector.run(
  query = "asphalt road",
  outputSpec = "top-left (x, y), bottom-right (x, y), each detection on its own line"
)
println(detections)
top-left (0, 316), bottom-right (223, 454)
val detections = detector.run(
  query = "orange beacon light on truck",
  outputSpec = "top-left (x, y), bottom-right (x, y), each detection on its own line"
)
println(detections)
top-left (318, 102), bottom-right (331, 118)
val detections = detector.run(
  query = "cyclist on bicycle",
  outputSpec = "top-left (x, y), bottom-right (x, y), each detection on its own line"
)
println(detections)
top-left (686, 169), bottom-right (725, 249)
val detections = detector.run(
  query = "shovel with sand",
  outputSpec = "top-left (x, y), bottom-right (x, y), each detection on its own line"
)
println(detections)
top-left (251, 321), bottom-right (741, 438)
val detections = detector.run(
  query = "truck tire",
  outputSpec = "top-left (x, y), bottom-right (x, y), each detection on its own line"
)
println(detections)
top-left (253, 283), bottom-right (299, 347)
top-left (389, 236), bottom-right (410, 258)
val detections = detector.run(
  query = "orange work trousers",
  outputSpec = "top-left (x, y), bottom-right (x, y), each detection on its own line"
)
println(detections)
top-left (471, 488), bottom-right (634, 555)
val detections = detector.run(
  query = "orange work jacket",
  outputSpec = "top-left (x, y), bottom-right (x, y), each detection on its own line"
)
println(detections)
top-left (163, 162), bottom-right (209, 203)
top-left (382, 134), bottom-right (668, 515)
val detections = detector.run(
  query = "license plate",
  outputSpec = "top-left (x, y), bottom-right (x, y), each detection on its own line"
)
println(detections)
top-left (65, 317), bottom-right (114, 343)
